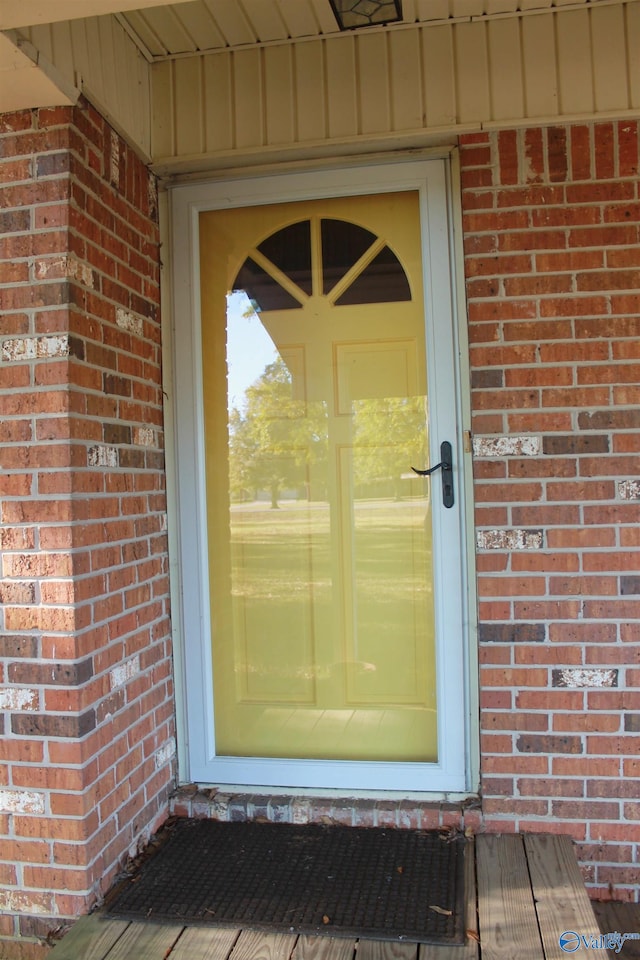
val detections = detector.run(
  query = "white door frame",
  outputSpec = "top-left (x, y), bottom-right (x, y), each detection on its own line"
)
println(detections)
top-left (168, 155), bottom-right (477, 795)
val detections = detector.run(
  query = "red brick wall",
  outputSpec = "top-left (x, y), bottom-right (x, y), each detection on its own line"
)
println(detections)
top-left (0, 102), bottom-right (174, 957)
top-left (461, 122), bottom-right (640, 901)
top-left (2, 100), bottom-right (639, 955)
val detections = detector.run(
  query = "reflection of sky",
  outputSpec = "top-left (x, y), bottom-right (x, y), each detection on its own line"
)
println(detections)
top-left (226, 291), bottom-right (278, 411)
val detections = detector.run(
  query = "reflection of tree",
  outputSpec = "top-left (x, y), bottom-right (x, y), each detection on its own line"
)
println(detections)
top-left (352, 396), bottom-right (427, 499)
top-left (229, 358), bottom-right (426, 506)
top-left (229, 357), bottom-right (328, 507)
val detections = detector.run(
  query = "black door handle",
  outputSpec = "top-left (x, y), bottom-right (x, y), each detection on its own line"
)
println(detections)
top-left (411, 441), bottom-right (454, 508)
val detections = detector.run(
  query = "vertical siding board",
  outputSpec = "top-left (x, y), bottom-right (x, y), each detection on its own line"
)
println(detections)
top-left (50, 21), bottom-right (74, 79)
top-left (174, 56), bottom-right (204, 157)
top-left (414, 0), bottom-right (450, 18)
top-left (591, 5), bottom-right (629, 113)
top-left (357, 32), bottom-right (391, 135)
top-left (450, 0), bottom-right (485, 16)
top-left (487, 18), bottom-right (524, 122)
top-left (627, 2), bottom-right (640, 110)
top-left (389, 28), bottom-right (423, 132)
top-left (294, 40), bottom-right (326, 143)
top-left (521, 14), bottom-right (559, 118)
top-left (264, 45), bottom-right (295, 146)
top-left (422, 24), bottom-right (457, 127)
top-left (203, 54), bottom-right (234, 154)
top-left (151, 60), bottom-right (175, 161)
top-left (204, 0), bottom-right (256, 47)
top-left (133, 34), bottom-right (152, 157)
top-left (69, 19), bottom-right (90, 96)
top-left (84, 17), bottom-right (106, 99)
top-left (26, 23), bottom-right (54, 62)
top-left (98, 17), bottom-right (118, 114)
top-left (556, 9), bottom-right (594, 117)
top-left (233, 48), bottom-right (264, 149)
top-left (454, 21), bottom-right (491, 124)
top-left (325, 35), bottom-right (358, 140)
top-left (279, 0), bottom-right (324, 39)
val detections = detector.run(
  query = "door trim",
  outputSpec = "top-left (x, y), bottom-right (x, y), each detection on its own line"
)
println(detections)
top-left (168, 154), bottom-right (478, 795)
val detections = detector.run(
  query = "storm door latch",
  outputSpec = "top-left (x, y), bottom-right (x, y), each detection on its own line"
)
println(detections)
top-left (411, 441), bottom-right (454, 508)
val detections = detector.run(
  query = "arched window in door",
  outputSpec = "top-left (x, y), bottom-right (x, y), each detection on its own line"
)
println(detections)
top-left (232, 218), bottom-right (412, 312)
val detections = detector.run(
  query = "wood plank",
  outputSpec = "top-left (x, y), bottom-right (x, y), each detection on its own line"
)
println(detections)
top-left (230, 929), bottom-right (299, 960)
top-left (421, 839), bottom-right (478, 960)
top-left (356, 941), bottom-right (417, 960)
top-left (103, 920), bottom-right (184, 960)
top-left (293, 934), bottom-right (356, 960)
top-left (593, 901), bottom-right (640, 958)
top-left (475, 834), bottom-right (544, 960)
top-left (168, 925), bottom-right (240, 960)
top-left (524, 834), bottom-right (602, 960)
top-left (47, 915), bottom-right (130, 960)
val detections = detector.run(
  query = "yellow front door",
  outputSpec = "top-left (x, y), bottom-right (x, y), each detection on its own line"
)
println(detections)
top-left (200, 190), bottom-right (438, 766)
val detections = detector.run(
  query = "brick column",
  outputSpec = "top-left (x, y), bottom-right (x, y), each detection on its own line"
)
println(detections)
top-left (461, 122), bottom-right (640, 900)
top-left (0, 102), bottom-right (174, 958)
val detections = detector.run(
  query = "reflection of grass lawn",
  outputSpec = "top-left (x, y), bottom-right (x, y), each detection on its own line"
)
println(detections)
top-left (231, 498), bottom-right (429, 526)
top-left (230, 498), bottom-right (433, 604)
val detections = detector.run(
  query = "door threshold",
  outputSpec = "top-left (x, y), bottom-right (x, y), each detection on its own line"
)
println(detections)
top-left (170, 785), bottom-right (482, 831)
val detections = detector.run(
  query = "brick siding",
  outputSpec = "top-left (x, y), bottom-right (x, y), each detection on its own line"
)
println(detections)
top-left (0, 102), bottom-right (173, 958)
top-left (1, 101), bottom-right (640, 955)
top-left (461, 122), bottom-right (640, 901)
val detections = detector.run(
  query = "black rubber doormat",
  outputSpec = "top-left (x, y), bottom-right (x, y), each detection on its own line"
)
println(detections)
top-left (105, 819), bottom-right (466, 944)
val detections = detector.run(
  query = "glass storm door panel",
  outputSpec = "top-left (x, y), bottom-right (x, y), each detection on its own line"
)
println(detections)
top-left (199, 191), bottom-right (439, 766)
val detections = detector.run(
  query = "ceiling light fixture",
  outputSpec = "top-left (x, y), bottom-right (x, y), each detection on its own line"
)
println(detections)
top-left (329, 0), bottom-right (403, 31)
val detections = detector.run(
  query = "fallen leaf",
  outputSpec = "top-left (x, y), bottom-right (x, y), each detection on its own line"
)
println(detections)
top-left (396, 866), bottom-right (404, 874)
top-left (429, 905), bottom-right (453, 916)
top-left (466, 930), bottom-right (481, 943)
top-left (322, 915), bottom-right (331, 925)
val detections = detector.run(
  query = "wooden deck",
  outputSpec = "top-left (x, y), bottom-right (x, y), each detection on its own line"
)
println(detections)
top-left (48, 834), bottom-right (610, 960)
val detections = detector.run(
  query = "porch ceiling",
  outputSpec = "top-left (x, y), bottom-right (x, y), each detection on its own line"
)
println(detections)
top-left (115, 0), bottom-right (613, 59)
top-left (2, 0), bottom-right (617, 59)
top-left (0, 0), bottom-right (194, 30)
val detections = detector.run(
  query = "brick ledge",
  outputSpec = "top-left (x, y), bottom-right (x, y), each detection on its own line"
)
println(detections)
top-left (170, 785), bottom-right (483, 831)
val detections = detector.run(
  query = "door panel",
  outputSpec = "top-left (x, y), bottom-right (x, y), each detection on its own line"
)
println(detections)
top-left (200, 191), bottom-right (437, 764)
top-left (173, 159), bottom-right (470, 791)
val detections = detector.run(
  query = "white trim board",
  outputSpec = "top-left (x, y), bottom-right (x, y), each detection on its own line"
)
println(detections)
top-left (169, 156), bottom-right (476, 794)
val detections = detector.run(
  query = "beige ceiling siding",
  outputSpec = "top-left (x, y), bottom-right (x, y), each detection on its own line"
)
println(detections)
top-left (0, 0), bottom-right (193, 30)
top-left (294, 40), bottom-right (326, 143)
top-left (422, 25), bottom-right (457, 128)
top-left (17, 16), bottom-right (151, 156)
top-left (629, 1), bottom-right (640, 109)
top-left (150, 4), bottom-right (640, 173)
top-left (556, 9), bottom-right (593, 116)
top-left (488, 18), bottom-right (525, 121)
top-left (591, 3), bottom-right (629, 111)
